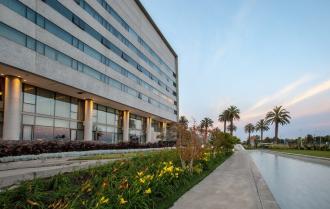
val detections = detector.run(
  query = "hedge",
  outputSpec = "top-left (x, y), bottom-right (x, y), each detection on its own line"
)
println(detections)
top-left (0, 140), bottom-right (176, 157)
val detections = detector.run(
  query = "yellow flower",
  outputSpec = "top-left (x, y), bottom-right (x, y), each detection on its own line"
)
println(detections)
top-left (137, 171), bottom-right (144, 177)
top-left (99, 196), bottom-right (109, 204)
top-left (81, 181), bottom-right (92, 192)
top-left (145, 174), bottom-right (154, 181)
top-left (144, 188), bottom-right (152, 194)
top-left (119, 197), bottom-right (127, 205)
top-left (165, 165), bottom-right (174, 173)
top-left (139, 178), bottom-right (145, 184)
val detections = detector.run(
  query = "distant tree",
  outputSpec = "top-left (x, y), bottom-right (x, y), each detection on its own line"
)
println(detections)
top-left (305, 134), bottom-right (314, 144)
top-left (266, 106), bottom-right (291, 143)
top-left (263, 137), bottom-right (273, 143)
top-left (244, 123), bottom-right (255, 145)
top-left (218, 110), bottom-right (230, 133)
top-left (178, 116), bottom-right (189, 130)
top-left (200, 117), bottom-right (214, 143)
top-left (255, 119), bottom-right (270, 141)
top-left (226, 106), bottom-right (240, 135)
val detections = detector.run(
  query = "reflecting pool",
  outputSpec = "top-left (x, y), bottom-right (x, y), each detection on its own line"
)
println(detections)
top-left (249, 151), bottom-right (330, 209)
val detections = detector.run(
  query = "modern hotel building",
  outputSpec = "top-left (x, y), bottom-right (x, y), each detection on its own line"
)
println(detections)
top-left (0, 0), bottom-right (178, 143)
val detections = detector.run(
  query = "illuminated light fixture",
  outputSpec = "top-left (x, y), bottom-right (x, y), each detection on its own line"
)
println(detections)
top-left (0, 73), bottom-right (4, 76)
top-left (23, 80), bottom-right (27, 82)
top-left (17, 75), bottom-right (21, 78)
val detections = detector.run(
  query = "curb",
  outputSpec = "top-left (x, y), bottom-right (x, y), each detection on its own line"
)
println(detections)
top-left (261, 150), bottom-right (330, 166)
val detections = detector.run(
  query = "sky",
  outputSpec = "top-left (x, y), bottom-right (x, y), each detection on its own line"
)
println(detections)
top-left (140, 0), bottom-right (330, 140)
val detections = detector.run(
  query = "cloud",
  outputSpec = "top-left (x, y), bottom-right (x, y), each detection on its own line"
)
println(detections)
top-left (248, 75), bottom-right (312, 111)
top-left (285, 80), bottom-right (330, 107)
top-left (241, 75), bottom-right (313, 121)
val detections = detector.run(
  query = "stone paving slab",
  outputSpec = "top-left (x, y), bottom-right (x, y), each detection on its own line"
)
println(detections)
top-left (171, 146), bottom-right (279, 209)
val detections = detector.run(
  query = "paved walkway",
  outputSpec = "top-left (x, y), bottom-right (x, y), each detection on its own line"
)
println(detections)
top-left (171, 146), bottom-right (279, 209)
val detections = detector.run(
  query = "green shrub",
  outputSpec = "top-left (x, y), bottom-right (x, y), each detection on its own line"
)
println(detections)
top-left (0, 150), bottom-right (230, 209)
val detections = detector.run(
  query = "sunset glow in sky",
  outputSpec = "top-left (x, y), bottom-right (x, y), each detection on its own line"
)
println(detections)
top-left (141, 0), bottom-right (330, 139)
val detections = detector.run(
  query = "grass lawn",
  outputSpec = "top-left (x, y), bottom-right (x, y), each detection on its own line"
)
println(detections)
top-left (273, 149), bottom-right (330, 158)
top-left (73, 151), bottom-right (159, 160)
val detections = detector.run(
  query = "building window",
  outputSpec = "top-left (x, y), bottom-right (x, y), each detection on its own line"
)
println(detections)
top-left (55, 94), bottom-right (70, 118)
top-left (152, 120), bottom-right (161, 133)
top-left (36, 89), bottom-right (54, 116)
top-left (129, 114), bottom-right (146, 144)
top-left (21, 84), bottom-right (84, 140)
top-left (93, 104), bottom-right (123, 143)
top-left (0, 22), bottom-right (175, 115)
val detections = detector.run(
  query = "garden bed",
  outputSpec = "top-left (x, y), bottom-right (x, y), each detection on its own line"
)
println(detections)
top-left (0, 150), bottom-right (231, 209)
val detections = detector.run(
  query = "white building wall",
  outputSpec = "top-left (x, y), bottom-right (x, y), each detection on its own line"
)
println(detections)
top-left (0, 0), bottom-right (178, 122)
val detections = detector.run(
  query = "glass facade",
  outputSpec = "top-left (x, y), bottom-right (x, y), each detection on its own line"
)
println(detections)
top-left (35, 0), bottom-right (177, 95)
top-left (0, 22), bottom-right (176, 114)
top-left (152, 120), bottom-right (162, 138)
top-left (0, 0), bottom-right (175, 142)
top-left (74, 0), bottom-right (177, 86)
top-left (0, 77), bottom-right (4, 138)
top-left (0, 0), bottom-right (176, 107)
top-left (21, 84), bottom-right (84, 140)
top-left (92, 104), bottom-right (123, 143)
top-left (0, 78), bottom-right (168, 142)
top-left (96, 0), bottom-right (176, 77)
top-left (129, 114), bottom-right (146, 144)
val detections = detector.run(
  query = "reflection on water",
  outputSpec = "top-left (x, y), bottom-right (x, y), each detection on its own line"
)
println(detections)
top-left (249, 151), bottom-right (330, 209)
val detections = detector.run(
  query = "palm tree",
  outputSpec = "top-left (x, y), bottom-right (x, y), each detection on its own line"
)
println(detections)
top-left (227, 106), bottom-right (240, 135)
top-left (226, 124), bottom-right (237, 133)
top-left (266, 106), bottom-right (291, 143)
top-left (218, 110), bottom-right (230, 133)
top-left (244, 123), bottom-right (255, 145)
top-left (178, 116), bottom-right (189, 129)
top-left (200, 117), bottom-right (214, 143)
top-left (255, 119), bottom-right (269, 141)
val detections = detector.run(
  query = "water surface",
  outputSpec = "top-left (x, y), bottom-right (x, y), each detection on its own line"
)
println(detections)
top-left (249, 151), bottom-right (330, 209)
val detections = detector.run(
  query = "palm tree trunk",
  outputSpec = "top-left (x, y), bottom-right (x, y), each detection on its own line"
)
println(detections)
top-left (248, 132), bottom-right (251, 145)
top-left (224, 121), bottom-right (227, 133)
top-left (275, 122), bottom-right (279, 144)
top-left (230, 119), bottom-right (233, 135)
top-left (261, 130), bottom-right (263, 141)
top-left (204, 126), bottom-right (207, 144)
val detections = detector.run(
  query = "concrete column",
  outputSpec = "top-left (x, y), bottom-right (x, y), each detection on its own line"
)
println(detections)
top-left (146, 117), bottom-right (152, 143)
top-left (83, 99), bottom-right (93, 141)
top-left (123, 110), bottom-right (130, 143)
top-left (162, 122), bottom-right (167, 140)
top-left (3, 76), bottom-right (22, 140)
